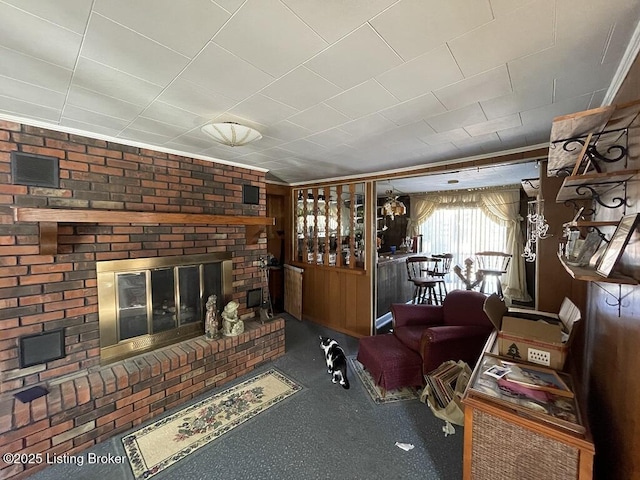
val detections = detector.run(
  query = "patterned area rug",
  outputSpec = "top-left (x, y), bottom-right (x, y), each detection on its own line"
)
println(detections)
top-left (122, 369), bottom-right (302, 479)
top-left (348, 356), bottom-right (419, 404)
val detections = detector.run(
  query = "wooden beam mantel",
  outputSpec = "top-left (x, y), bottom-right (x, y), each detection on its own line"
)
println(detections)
top-left (12, 207), bottom-right (274, 254)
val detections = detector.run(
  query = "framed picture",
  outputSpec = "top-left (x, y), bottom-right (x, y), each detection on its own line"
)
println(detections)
top-left (596, 213), bottom-right (640, 277)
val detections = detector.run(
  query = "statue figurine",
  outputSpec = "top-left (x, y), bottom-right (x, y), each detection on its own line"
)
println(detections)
top-left (222, 300), bottom-right (243, 336)
top-left (205, 295), bottom-right (220, 340)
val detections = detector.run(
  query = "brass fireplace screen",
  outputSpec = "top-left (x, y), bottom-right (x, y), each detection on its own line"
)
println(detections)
top-left (97, 253), bottom-right (232, 364)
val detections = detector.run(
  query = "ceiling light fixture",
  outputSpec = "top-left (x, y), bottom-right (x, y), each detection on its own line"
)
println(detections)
top-left (201, 122), bottom-right (262, 147)
top-left (382, 189), bottom-right (406, 220)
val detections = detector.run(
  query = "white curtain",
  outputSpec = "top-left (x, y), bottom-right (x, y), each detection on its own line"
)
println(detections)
top-left (411, 186), bottom-right (530, 302)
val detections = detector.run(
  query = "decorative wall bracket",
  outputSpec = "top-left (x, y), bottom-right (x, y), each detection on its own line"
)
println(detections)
top-left (592, 282), bottom-right (634, 317)
top-left (574, 183), bottom-right (629, 209)
top-left (551, 127), bottom-right (628, 173)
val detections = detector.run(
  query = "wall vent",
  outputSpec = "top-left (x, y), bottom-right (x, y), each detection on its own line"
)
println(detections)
top-left (11, 151), bottom-right (59, 188)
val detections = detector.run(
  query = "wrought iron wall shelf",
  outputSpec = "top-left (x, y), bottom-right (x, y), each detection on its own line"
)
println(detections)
top-left (555, 169), bottom-right (639, 207)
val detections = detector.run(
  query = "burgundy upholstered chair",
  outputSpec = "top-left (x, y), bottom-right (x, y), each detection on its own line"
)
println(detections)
top-left (390, 289), bottom-right (495, 374)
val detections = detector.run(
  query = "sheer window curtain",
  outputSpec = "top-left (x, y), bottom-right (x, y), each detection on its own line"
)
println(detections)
top-left (410, 187), bottom-right (530, 302)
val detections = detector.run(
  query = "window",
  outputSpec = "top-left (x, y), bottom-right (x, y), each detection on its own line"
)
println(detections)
top-left (418, 206), bottom-right (507, 290)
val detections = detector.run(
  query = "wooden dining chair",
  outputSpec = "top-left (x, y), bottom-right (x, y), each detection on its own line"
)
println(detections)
top-left (430, 253), bottom-right (454, 302)
top-left (405, 256), bottom-right (443, 305)
top-left (475, 251), bottom-right (512, 298)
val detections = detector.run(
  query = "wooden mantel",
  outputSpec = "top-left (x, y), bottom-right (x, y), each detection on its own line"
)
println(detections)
top-left (12, 207), bottom-right (274, 254)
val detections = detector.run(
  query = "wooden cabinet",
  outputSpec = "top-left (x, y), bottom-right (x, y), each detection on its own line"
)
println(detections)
top-left (289, 182), bottom-right (374, 337)
top-left (462, 334), bottom-right (595, 480)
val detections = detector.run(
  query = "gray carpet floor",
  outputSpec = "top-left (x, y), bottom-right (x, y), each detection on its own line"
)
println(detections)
top-left (29, 315), bottom-right (463, 480)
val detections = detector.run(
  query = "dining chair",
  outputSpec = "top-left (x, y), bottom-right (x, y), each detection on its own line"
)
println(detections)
top-left (430, 253), bottom-right (454, 302)
top-left (405, 256), bottom-right (443, 305)
top-left (475, 251), bottom-right (512, 298)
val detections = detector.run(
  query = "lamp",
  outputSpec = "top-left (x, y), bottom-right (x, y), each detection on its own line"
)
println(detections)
top-left (201, 122), bottom-right (262, 147)
top-left (382, 189), bottom-right (406, 220)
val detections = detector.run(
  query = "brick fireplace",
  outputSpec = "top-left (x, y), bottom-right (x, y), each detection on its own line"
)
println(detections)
top-left (0, 121), bottom-right (286, 479)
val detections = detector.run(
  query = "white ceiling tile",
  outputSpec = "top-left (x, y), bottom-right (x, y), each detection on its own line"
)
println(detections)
top-left (213, 0), bottom-right (327, 77)
top-left (278, 139), bottom-right (328, 156)
top-left (449, 0), bottom-right (555, 77)
top-left (0, 95), bottom-right (61, 122)
top-left (260, 66), bottom-right (342, 110)
top-left (73, 58), bottom-right (164, 106)
top-left (520, 94), bottom-right (593, 134)
top-left (94, 0), bottom-right (229, 57)
top-left (376, 45), bottom-right (464, 101)
top-left (180, 42), bottom-right (274, 101)
top-left (304, 24), bottom-right (403, 90)
top-left (339, 113), bottom-right (398, 137)
top-left (555, 62), bottom-right (617, 102)
top-left (382, 121), bottom-right (436, 145)
top-left (81, 14), bottom-right (191, 85)
top-left (419, 128), bottom-right (471, 146)
top-left (371, 0), bottom-right (494, 60)
top-left (0, 76), bottom-right (65, 110)
top-left (281, 0), bottom-right (397, 43)
top-left (59, 117), bottom-right (123, 137)
top-left (2, 0), bottom-right (93, 33)
top-left (434, 65), bottom-right (512, 111)
top-left (380, 94), bottom-right (447, 126)
top-left (426, 103), bottom-right (487, 133)
top-left (228, 94), bottom-right (299, 125)
top-left (141, 102), bottom-right (209, 130)
top-left (489, 0), bottom-right (532, 17)
top-left (326, 80), bottom-right (398, 119)
top-left (61, 104), bottom-right (131, 131)
top-left (288, 104), bottom-right (350, 132)
top-left (118, 127), bottom-right (174, 145)
top-left (67, 85), bottom-right (145, 121)
top-left (0, 2), bottom-right (83, 69)
top-left (213, 0), bottom-right (244, 14)
top-left (0, 47), bottom-right (73, 93)
top-left (306, 129), bottom-right (353, 148)
top-left (464, 113), bottom-right (522, 136)
top-left (157, 78), bottom-right (236, 117)
top-left (264, 120), bottom-right (312, 142)
top-left (127, 117), bottom-right (191, 138)
top-left (480, 82), bottom-right (553, 120)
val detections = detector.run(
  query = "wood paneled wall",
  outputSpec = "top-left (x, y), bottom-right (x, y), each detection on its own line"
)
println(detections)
top-left (583, 54), bottom-right (640, 480)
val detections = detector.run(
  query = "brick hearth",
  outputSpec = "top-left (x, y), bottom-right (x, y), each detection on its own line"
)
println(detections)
top-left (0, 319), bottom-right (285, 479)
top-left (0, 120), bottom-right (285, 479)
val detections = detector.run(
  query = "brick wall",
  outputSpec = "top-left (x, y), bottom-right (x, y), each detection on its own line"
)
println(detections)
top-left (0, 120), bottom-right (282, 479)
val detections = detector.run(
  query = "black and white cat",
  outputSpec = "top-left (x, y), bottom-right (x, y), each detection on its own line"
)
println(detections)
top-left (319, 336), bottom-right (350, 389)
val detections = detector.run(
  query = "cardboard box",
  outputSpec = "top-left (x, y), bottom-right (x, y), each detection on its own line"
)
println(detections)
top-left (483, 295), bottom-right (581, 370)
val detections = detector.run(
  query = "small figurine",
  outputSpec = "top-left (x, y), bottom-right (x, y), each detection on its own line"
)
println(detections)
top-left (222, 300), bottom-right (243, 336)
top-left (205, 295), bottom-right (220, 340)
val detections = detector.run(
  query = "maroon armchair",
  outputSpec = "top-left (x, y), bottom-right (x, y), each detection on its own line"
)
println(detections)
top-left (390, 289), bottom-right (495, 374)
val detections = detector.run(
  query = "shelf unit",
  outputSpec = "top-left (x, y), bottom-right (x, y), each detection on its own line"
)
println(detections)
top-left (12, 207), bottom-right (274, 255)
top-left (293, 182), bottom-right (366, 270)
top-left (556, 252), bottom-right (638, 285)
top-left (547, 100), bottom-right (640, 299)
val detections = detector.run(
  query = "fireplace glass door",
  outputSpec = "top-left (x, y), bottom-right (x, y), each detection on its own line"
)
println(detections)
top-left (117, 272), bottom-right (148, 340)
top-left (99, 253), bottom-right (232, 364)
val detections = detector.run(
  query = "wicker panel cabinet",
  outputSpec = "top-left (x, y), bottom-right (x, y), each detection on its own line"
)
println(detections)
top-left (462, 335), bottom-right (594, 480)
